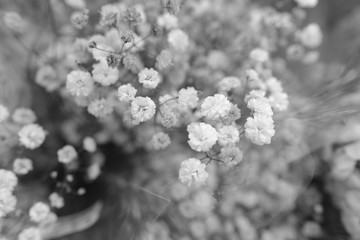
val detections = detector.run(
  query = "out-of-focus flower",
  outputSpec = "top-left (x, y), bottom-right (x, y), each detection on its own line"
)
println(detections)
top-left (138, 68), bottom-right (161, 89)
top-left (245, 114), bottom-right (275, 145)
top-left (71, 9), bottom-right (89, 29)
top-left (269, 92), bottom-right (289, 111)
top-left (156, 50), bottom-right (173, 69)
top-left (49, 192), bottom-right (64, 209)
top-left (187, 122), bottom-right (218, 152)
top-left (12, 108), bottom-right (37, 125)
top-left (123, 6), bottom-right (143, 26)
top-left (66, 70), bottom-right (94, 97)
top-left (131, 97), bottom-right (156, 123)
top-left (178, 87), bottom-right (199, 109)
top-left (168, 29), bottom-right (189, 52)
top-left (0, 104), bottom-right (9, 123)
top-left (0, 169), bottom-right (18, 192)
top-left (218, 76), bottom-right (242, 92)
top-left (83, 137), bottom-right (97, 153)
top-left (92, 62), bottom-right (119, 86)
top-left (18, 227), bottom-right (42, 240)
top-left (13, 158), bottom-right (33, 175)
top-left (217, 125), bottom-right (240, 146)
top-left (151, 132), bottom-right (171, 150)
top-left (200, 94), bottom-right (232, 121)
top-left (157, 13), bottom-right (178, 30)
top-left (249, 48), bottom-right (269, 63)
top-left (57, 145), bottom-right (77, 164)
top-left (88, 99), bottom-right (114, 118)
top-left (18, 124), bottom-right (46, 149)
top-left (0, 190), bottom-right (17, 217)
top-left (192, 190), bottom-right (216, 216)
top-left (3, 12), bottom-right (25, 33)
top-left (247, 97), bottom-right (274, 116)
top-left (298, 23), bottom-right (322, 48)
top-left (295, 0), bottom-right (318, 8)
top-left (29, 202), bottom-right (50, 223)
top-left (179, 158), bottom-right (208, 188)
top-left (64, 0), bottom-right (86, 9)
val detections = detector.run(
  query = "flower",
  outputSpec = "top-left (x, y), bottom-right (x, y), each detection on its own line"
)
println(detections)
top-left (29, 202), bottom-right (50, 223)
top-left (0, 190), bottom-right (17, 217)
top-left (265, 77), bottom-right (284, 93)
top-left (245, 114), bottom-right (275, 145)
top-left (179, 158), bottom-right (208, 188)
top-left (35, 65), bottom-right (61, 92)
top-left (83, 137), bottom-right (97, 153)
top-left (0, 104), bottom-right (9, 123)
top-left (168, 29), bottom-right (189, 52)
top-left (219, 146), bottom-right (244, 167)
top-left (269, 92), bottom-right (289, 111)
top-left (156, 50), bottom-right (173, 69)
top-left (117, 84), bottom-right (137, 103)
top-left (87, 99), bottom-right (114, 118)
top-left (0, 169), bottom-right (18, 192)
top-left (64, 0), bottom-right (86, 9)
top-left (244, 90), bottom-right (266, 102)
top-left (200, 94), bottom-right (232, 121)
top-left (66, 70), bottom-right (94, 97)
top-left (92, 62), bottom-right (119, 86)
top-left (57, 145), bottom-right (78, 164)
top-left (298, 23), bottom-right (322, 48)
top-left (218, 76), bottom-right (242, 92)
top-left (130, 97), bottom-right (156, 123)
top-left (12, 108), bottom-right (37, 125)
top-left (99, 4), bottom-right (120, 28)
top-left (247, 97), bottom-right (273, 116)
top-left (71, 9), bottom-right (89, 29)
top-left (157, 13), bottom-right (179, 30)
top-left (18, 227), bottom-right (42, 240)
top-left (217, 125), bottom-right (240, 146)
top-left (249, 48), bottom-right (269, 63)
top-left (13, 158), bottom-right (33, 175)
top-left (18, 124), bottom-right (46, 149)
top-left (178, 87), bottom-right (199, 109)
top-left (151, 132), bottom-right (171, 150)
top-left (295, 0), bottom-right (318, 8)
top-left (187, 122), bottom-right (218, 152)
top-left (138, 68), bottom-right (161, 89)
top-left (49, 192), bottom-right (64, 209)
top-left (246, 69), bottom-right (266, 89)
top-left (191, 190), bottom-right (216, 216)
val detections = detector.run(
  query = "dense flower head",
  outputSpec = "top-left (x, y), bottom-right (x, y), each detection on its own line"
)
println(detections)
top-left (18, 227), bottom-right (42, 240)
top-left (138, 68), bottom-right (161, 89)
top-left (247, 97), bottom-right (274, 116)
top-left (130, 97), bottom-right (156, 123)
top-left (298, 23), bottom-right (322, 48)
top-left (179, 158), bottom-right (208, 188)
top-left (178, 87), bottom-right (199, 109)
top-left (218, 76), bottom-right (242, 93)
top-left (92, 62), bottom-right (119, 86)
top-left (217, 125), bottom-right (240, 146)
top-left (157, 13), bottom-right (179, 30)
top-left (295, 0), bottom-right (318, 8)
top-left (12, 108), bottom-right (37, 125)
top-left (151, 132), bottom-right (171, 150)
top-left (99, 4), bottom-right (120, 28)
top-left (0, 104), bottom-right (9, 123)
top-left (200, 94), bottom-right (232, 121)
top-left (29, 202), bottom-right (51, 223)
top-left (249, 48), bottom-right (269, 63)
top-left (187, 122), bottom-right (218, 152)
top-left (71, 9), bottom-right (89, 29)
top-left (219, 146), bottom-right (244, 167)
top-left (18, 124), bottom-right (46, 149)
top-left (66, 70), bottom-right (94, 97)
top-left (13, 158), bottom-right (33, 175)
top-left (118, 84), bottom-right (137, 103)
top-left (87, 99), bottom-right (114, 118)
top-left (49, 192), bottom-right (65, 209)
top-left (83, 137), bottom-right (97, 153)
top-left (269, 92), bottom-right (289, 112)
top-left (168, 29), bottom-right (189, 52)
top-left (245, 113), bottom-right (275, 145)
top-left (0, 169), bottom-right (18, 192)
top-left (0, 190), bottom-right (17, 217)
top-left (57, 145), bottom-right (78, 164)
top-left (35, 65), bottom-right (60, 92)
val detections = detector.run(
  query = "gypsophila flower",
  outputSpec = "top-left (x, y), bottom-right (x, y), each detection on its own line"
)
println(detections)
top-left (57, 145), bottom-right (77, 164)
top-left (138, 68), bottom-right (161, 89)
top-left (224, 104), bottom-right (242, 122)
top-left (219, 146), bottom-right (243, 167)
top-left (269, 92), bottom-right (289, 111)
top-left (246, 69), bottom-right (266, 89)
top-left (3, 12), bottom-right (25, 33)
top-left (118, 84), bottom-right (137, 103)
top-left (83, 137), bottom-right (97, 152)
top-left (106, 53), bottom-right (122, 68)
top-left (66, 70), bottom-right (94, 97)
top-left (88, 99), bottom-right (114, 118)
top-left (298, 23), bottom-right (322, 48)
top-left (0, 190), bottom-right (17, 217)
top-left (87, 163), bottom-right (101, 180)
top-left (217, 125), bottom-right (240, 146)
top-left (295, 0), bottom-right (318, 8)
top-left (168, 29), bottom-right (189, 52)
top-left (0, 169), bottom-right (18, 192)
top-left (159, 111), bottom-right (178, 128)
top-left (245, 113), bottom-right (275, 145)
top-left (18, 227), bottom-right (42, 240)
top-left (164, 0), bottom-right (181, 15)
top-left (192, 190), bottom-right (216, 216)
top-left (247, 97), bottom-right (273, 116)
top-left (99, 4), bottom-right (120, 28)
top-left (35, 65), bottom-right (60, 92)
top-left (18, 124), bottom-right (46, 149)
top-left (29, 202), bottom-right (50, 223)
top-left (156, 50), bottom-right (173, 69)
top-left (121, 30), bottom-right (134, 43)
top-left (266, 77), bottom-right (284, 93)
top-left (130, 97), bottom-right (156, 123)
top-left (218, 76), bottom-right (242, 92)
top-left (179, 158), bottom-right (208, 188)
top-left (49, 192), bottom-right (64, 209)
top-left (200, 94), bottom-right (232, 121)
top-left (71, 9), bottom-right (89, 29)
top-left (92, 62), bottom-right (119, 86)
top-left (249, 48), bottom-right (269, 63)
top-left (178, 87), bottom-right (199, 109)
top-left (244, 90), bottom-right (266, 102)
top-left (157, 13), bottom-right (179, 30)
top-left (123, 6), bottom-right (143, 26)
top-left (13, 158), bottom-right (33, 175)
top-left (0, 104), bottom-right (9, 123)
top-left (187, 122), bottom-right (218, 152)
top-left (12, 108), bottom-right (36, 125)
top-left (151, 132), bottom-right (171, 150)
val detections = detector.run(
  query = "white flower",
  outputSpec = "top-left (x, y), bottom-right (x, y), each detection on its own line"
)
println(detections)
top-left (66, 70), bottom-right (94, 97)
top-left (0, 190), bottom-right (17, 217)
top-left (244, 90), bottom-right (266, 102)
top-left (168, 29), bottom-right (189, 52)
top-left (83, 137), bottom-right (97, 153)
top-left (200, 94), bottom-right (232, 121)
top-left (151, 132), bottom-right (171, 150)
top-left (64, 0), bottom-right (86, 9)
top-left (49, 192), bottom-right (64, 209)
top-left (178, 87), bottom-right (199, 109)
top-left (138, 68), bottom-right (161, 89)
top-left (18, 227), bottom-right (42, 240)
top-left (3, 12), bottom-right (25, 33)
top-left (219, 146), bottom-right (243, 167)
top-left (295, 0), bottom-right (318, 8)
top-left (12, 108), bottom-right (37, 125)
top-left (29, 202), bottom-right (50, 223)
top-left (117, 84), bottom-right (137, 103)
top-left (35, 65), bottom-right (61, 92)
top-left (156, 50), bottom-right (173, 69)
top-left (13, 158), bottom-right (33, 175)
top-left (157, 13), bottom-right (179, 30)
top-left (192, 190), bottom-right (216, 216)
top-left (18, 124), bottom-right (46, 149)
top-left (130, 97), bottom-right (156, 123)
top-left (218, 76), bottom-right (242, 92)
top-left (298, 23), bottom-right (322, 48)
top-left (245, 114), bottom-right (275, 145)
top-left (269, 92), bottom-right (289, 111)
top-left (179, 158), bottom-right (208, 188)
top-left (246, 69), bottom-right (266, 89)
top-left (187, 122), bottom-right (218, 152)
top-left (247, 97), bottom-right (273, 116)
top-left (0, 169), bottom-right (18, 192)
top-left (249, 48), bottom-right (269, 63)
top-left (266, 77), bottom-right (284, 93)
top-left (87, 163), bottom-right (101, 180)
top-left (87, 99), bottom-right (113, 118)
top-left (217, 125), bottom-right (240, 146)
top-left (99, 4), bottom-right (120, 28)
top-left (0, 104), bottom-right (9, 123)
top-left (92, 62), bottom-right (119, 86)
top-left (57, 145), bottom-right (77, 164)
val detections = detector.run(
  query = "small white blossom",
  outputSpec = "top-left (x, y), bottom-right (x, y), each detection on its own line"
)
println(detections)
top-left (0, 190), bottom-right (17, 217)
top-left (157, 13), bottom-right (179, 30)
top-left (187, 122), bottom-right (218, 152)
top-left (151, 132), bottom-right (171, 150)
top-left (247, 97), bottom-right (273, 116)
top-left (178, 87), bottom-right (199, 109)
top-left (244, 90), bottom-right (266, 102)
top-left (83, 137), bottom-right (97, 153)
top-left (218, 76), bottom-right (242, 92)
top-left (138, 68), bottom-right (161, 89)
top-left (168, 29), bottom-right (189, 52)
top-left (298, 23), bottom-right (322, 48)
top-left (92, 62), bottom-right (119, 86)
top-left (29, 202), bottom-right (50, 223)
top-left (87, 99), bottom-right (113, 118)
top-left (117, 84), bottom-right (137, 103)
top-left (18, 227), bottom-right (42, 240)
top-left (18, 124), bottom-right (46, 149)
top-left (179, 158), bottom-right (208, 188)
top-left (266, 77), bottom-right (284, 93)
top-left (13, 158), bottom-right (33, 175)
top-left (269, 92), bottom-right (289, 111)
top-left (49, 192), bottom-right (64, 209)
top-left (192, 190), bottom-right (216, 216)
top-left (12, 108), bottom-right (36, 125)
top-left (156, 50), bottom-right (173, 69)
top-left (35, 65), bottom-right (61, 92)
top-left (246, 69), bottom-right (266, 89)
top-left (130, 97), bottom-right (156, 123)
top-left (57, 145), bottom-right (77, 164)
top-left (219, 146), bottom-right (244, 167)
top-left (0, 104), bottom-right (9, 123)
top-left (217, 125), bottom-right (240, 146)
top-left (0, 169), bottom-right (18, 192)
top-left (295, 0), bottom-right (318, 8)
top-left (99, 4), bottom-right (119, 28)
top-left (245, 114), bottom-right (275, 145)
top-left (66, 70), bottom-right (94, 97)
top-left (249, 48), bottom-right (269, 63)
top-left (200, 94), bottom-right (232, 121)
top-left (87, 163), bottom-right (101, 180)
